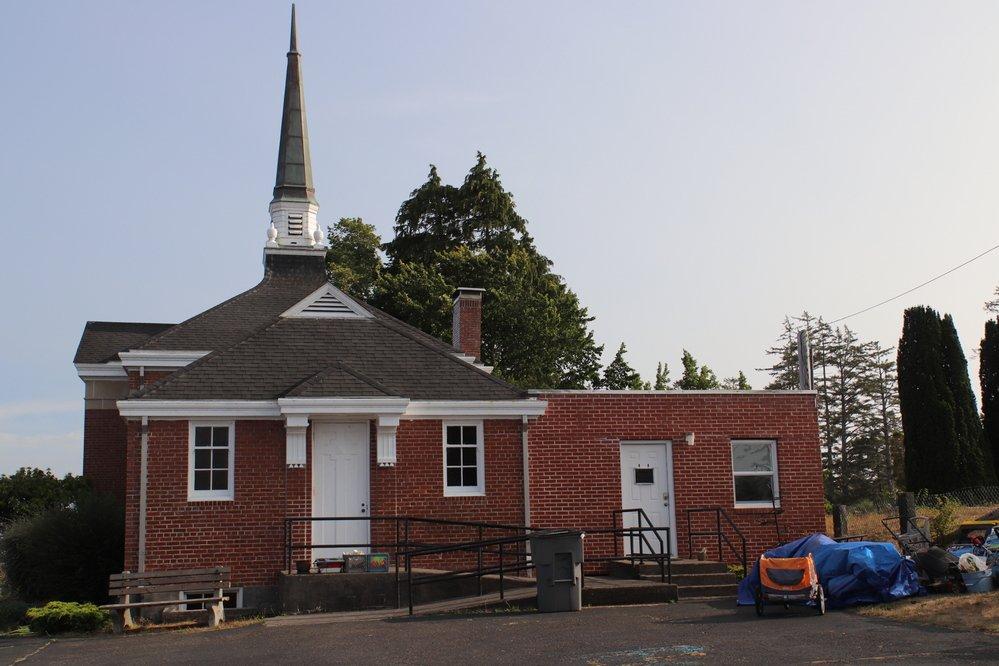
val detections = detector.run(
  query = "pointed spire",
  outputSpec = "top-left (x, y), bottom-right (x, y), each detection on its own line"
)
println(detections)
top-left (272, 3), bottom-right (315, 205)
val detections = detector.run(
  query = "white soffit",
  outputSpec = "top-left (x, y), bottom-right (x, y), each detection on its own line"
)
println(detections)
top-left (118, 349), bottom-right (211, 368)
top-left (75, 362), bottom-right (127, 380)
top-left (280, 283), bottom-right (373, 319)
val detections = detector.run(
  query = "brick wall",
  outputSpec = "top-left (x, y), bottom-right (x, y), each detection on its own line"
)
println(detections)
top-left (530, 392), bottom-right (825, 565)
top-left (370, 419), bottom-right (525, 567)
top-left (82, 409), bottom-right (127, 505)
top-left (120, 393), bottom-right (822, 587)
top-left (125, 418), bottom-right (524, 586)
top-left (126, 420), bottom-right (290, 586)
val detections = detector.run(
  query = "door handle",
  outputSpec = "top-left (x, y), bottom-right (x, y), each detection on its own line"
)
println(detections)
top-left (662, 492), bottom-right (670, 505)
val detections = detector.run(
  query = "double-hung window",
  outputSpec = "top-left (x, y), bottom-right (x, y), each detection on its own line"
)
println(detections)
top-left (443, 422), bottom-right (484, 496)
top-left (189, 422), bottom-right (235, 501)
top-left (731, 439), bottom-right (779, 508)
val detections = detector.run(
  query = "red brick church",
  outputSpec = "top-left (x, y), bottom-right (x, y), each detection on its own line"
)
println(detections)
top-left (74, 9), bottom-right (824, 610)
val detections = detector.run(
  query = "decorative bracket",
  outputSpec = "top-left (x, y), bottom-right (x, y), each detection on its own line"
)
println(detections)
top-left (285, 415), bottom-right (309, 468)
top-left (376, 415), bottom-right (399, 467)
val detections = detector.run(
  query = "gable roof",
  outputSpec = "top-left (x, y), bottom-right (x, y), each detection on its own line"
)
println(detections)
top-left (74, 321), bottom-right (175, 364)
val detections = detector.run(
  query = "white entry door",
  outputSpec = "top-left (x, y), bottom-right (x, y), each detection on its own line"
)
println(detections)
top-left (619, 442), bottom-right (676, 557)
top-left (312, 422), bottom-right (370, 559)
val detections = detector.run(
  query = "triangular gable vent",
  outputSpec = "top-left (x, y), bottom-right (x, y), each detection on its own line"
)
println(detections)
top-left (281, 284), bottom-right (373, 319)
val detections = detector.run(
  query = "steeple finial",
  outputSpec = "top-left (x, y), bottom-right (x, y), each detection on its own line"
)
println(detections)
top-left (266, 4), bottom-right (324, 254)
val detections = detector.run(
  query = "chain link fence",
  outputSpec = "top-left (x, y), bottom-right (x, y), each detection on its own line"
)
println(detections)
top-left (826, 485), bottom-right (999, 546)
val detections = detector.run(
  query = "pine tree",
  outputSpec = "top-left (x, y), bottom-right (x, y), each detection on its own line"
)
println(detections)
top-left (939, 314), bottom-right (995, 485)
top-left (864, 342), bottom-right (901, 496)
top-left (654, 362), bottom-right (670, 390)
top-left (897, 306), bottom-right (961, 492)
top-left (721, 371), bottom-right (752, 390)
top-left (602, 343), bottom-right (645, 390)
top-left (981, 318), bottom-right (999, 482)
top-left (762, 317), bottom-right (800, 390)
top-left (673, 350), bottom-right (720, 390)
top-left (376, 155), bottom-right (603, 388)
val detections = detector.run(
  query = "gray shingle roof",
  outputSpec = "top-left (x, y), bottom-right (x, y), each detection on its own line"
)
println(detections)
top-left (79, 253), bottom-right (524, 401)
top-left (74, 322), bottom-right (175, 364)
top-left (135, 314), bottom-right (523, 401)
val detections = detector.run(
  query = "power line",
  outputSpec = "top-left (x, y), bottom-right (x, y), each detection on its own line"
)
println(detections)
top-left (827, 243), bottom-right (999, 325)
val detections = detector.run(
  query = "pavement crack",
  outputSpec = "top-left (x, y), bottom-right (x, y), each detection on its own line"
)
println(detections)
top-left (9, 640), bottom-right (51, 665)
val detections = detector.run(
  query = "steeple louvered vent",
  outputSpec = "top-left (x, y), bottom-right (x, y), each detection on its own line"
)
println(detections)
top-left (281, 284), bottom-right (374, 319)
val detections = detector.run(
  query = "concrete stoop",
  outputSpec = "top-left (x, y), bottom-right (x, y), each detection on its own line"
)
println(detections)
top-left (609, 559), bottom-right (740, 600)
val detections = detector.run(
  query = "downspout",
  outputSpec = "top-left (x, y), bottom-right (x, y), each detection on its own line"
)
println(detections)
top-left (521, 416), bottom-right (531, 527)
top-left (138, 416), bottom-right (149, 571)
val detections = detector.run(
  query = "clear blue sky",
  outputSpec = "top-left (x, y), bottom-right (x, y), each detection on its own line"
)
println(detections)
top-left (2, 1), bottom-right (999, 475)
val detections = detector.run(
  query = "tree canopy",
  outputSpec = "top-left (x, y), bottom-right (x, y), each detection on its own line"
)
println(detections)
top-left (327, 155), bottom-right (603, 389)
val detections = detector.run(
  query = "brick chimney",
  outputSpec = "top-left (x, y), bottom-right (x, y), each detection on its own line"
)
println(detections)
top-left (452, 288), bottom-right (485, 360)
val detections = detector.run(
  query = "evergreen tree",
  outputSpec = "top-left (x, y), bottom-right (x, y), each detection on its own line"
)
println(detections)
top-left (762, 317), bottom-right (800, 390)
top-left (654, 362), bottom-right (670, 390)
top-left (981, 318), bottom-right (999, 481)
top-left (897, 306), bottom-right (961, 492)
top-left (864, 342), bottom-right (902, 496)
top-left (325, 217), bottom-right (382, 299)
top-left (673, 350), bottom-right (720, 390)
top-left (824, 327), bottom-right (874, 501)
top-left (721, 371), bottom-right (752, 390)
top-left (601, 343), bottom-right (645, 390)
top-left (939, 314), bottom-right (995, 485)
top-left (376, 155), bottom-right (603, 388)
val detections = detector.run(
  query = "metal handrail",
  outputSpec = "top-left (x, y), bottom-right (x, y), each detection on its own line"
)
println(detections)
top-left (685, 506), bottom-right (748, 572)
top-left (611, 508), bottom-right (669, 583)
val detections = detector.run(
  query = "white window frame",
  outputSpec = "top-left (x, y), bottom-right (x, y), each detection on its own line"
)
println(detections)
top-left (730, 439), bottom-right (780, 509)
top-left (442, 420), bottom-right (485, 497)
top-left (188, 421), bottom-right (235, 502)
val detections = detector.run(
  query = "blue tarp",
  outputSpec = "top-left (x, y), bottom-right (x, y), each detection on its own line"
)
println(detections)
top-left (736, 533), bottom-right (924, 608)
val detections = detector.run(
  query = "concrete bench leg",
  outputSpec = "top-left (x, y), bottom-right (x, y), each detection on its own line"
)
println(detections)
top-left (207, 601), bottom-right (224, 628)
top-left (110, 608), bottom-right (134, 635)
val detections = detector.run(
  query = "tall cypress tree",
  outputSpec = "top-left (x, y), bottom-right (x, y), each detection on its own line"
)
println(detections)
top-left (939, 314), bottom-right (995, 485)
top-left (981, 318), bottom-right (999, 481)
top-left (897, 307), bottom-right (961, 492)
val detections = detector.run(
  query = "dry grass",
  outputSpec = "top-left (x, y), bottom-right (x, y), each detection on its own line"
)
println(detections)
top-left (824, 504), bottom-right (996, 545)
top-left (860, 591), bottom-right (999, 634)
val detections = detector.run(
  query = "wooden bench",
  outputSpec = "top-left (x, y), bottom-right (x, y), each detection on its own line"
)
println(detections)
top-left (102, 567), bottom-right (231, 634)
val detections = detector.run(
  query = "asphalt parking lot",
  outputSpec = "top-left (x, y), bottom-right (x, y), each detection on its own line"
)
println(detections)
top-left (1, 600), bottom-right (996, 665)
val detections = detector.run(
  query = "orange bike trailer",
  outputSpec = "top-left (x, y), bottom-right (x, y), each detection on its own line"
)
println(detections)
top-left (754, 553), bottom-right (825, 616)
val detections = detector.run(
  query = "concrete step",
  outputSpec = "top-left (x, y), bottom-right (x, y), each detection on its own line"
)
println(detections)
top-left (676, 583), bottom-right (740, 599)
top-left (644, 572), bottom-right (739, 586)
top-left (609, 559), bottom-right (729, 578)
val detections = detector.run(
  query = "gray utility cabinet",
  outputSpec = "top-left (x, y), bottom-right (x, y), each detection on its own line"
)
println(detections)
top-left (530, 530), bottom-right (583, 612)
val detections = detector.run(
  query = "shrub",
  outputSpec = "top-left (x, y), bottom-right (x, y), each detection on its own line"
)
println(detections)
top-left (927, 498), bottom-right (960, 543)
top-left (25, 602), bottom-right (109, 634)
top-left (0, 599), bottom-right (29, 630)
top-left (1, 494), bottom-right (123, 604)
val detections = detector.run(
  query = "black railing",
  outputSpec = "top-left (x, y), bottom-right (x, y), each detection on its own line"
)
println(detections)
top-left (284, 514), bottom-right (672, 614)
top-left (685, 506), bottom-right (748, 572)
top-left (611, 508), bottom-right (671, 584)
top-left (400, 523), bottom-right (672, 615)
top-left (881, 514), bottom-right (932, 557)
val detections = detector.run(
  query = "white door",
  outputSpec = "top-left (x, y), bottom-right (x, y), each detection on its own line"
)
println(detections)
top-left (312, 422), bottom-right (370, 559)
top-left (619, 442), bottom-right (676, 557)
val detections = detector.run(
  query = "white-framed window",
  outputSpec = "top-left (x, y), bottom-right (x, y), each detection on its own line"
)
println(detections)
top-left (731, 439), bottom-right (779, 508)
top-left (443, 421), bottom-right (485, 496)
top-left (181, 587), bottom-right (243, 611)
top-left (188, 421), bottom-right (235, 501)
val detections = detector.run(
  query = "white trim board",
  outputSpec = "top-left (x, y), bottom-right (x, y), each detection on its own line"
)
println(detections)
top-left (118, 349), bottom-right (211, 369)
top-left (116, 398), bottom-right (548, 420)
top-left (528, 389), bottom-right (817, 396)
top-left (75, 362), bottom-right (127, 380)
